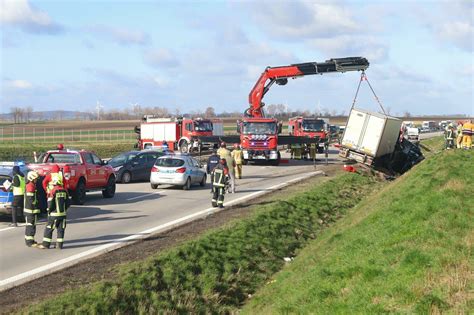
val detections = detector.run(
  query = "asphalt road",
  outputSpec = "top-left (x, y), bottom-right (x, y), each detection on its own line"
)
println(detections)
top-left (0, 149), bottom-right (342, 291)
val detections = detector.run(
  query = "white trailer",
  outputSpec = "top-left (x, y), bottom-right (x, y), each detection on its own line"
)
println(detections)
top-left (339, 108), bottom-right (402, 165)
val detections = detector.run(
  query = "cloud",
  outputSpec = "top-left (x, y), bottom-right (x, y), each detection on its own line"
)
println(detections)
top-left (4, 79), bottom-right (33, 89)
top-left (0, 0), bottom-right (64, 34)
top-left (248, 1), bottom-right (359, 40)
top-left (88, 24), bottom-right (151, 46)
top-left (436, 21), bottom-right (473, 52)
top-left (143, 48), bottom-right (180, 68)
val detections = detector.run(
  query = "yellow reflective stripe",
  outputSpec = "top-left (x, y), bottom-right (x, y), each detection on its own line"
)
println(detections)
top-left (26, 192), bottom-right (35, 196)
top-left (24, 209), bottom-right (40, 214)
top-left (217, 201), bottom-right (223, 204)
top-left (56, 238), bottom-right (64, 242)
top-left (50, 213), bottom-right (66, 217)
top-left (43, 237), bottom-right (52, 242)
top-left (25, 236), bottom-right (35, 240)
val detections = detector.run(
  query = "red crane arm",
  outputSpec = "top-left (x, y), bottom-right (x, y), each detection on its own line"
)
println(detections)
top-left (246, 57), bottom-right (369, 118)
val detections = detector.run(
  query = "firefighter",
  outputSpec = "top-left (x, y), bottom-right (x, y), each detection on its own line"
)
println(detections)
top-left (444, 123), bottom-right (455, 149)
top-left (207, 150), bottom-right (220, 192)
top-left (231, 143), bottom-right (244, 179)
top-left (291, 143), bottom-right (302, 160)
top-left (24, 171), bottom-right (40, 247)
top-left (211, 158), bottom-right (229, 208)
top-left (10, 165), bottom-right (25, 227)
top-left (38, 179), bottom-right (70, 249)
top-left (217, 142), bottom-right (230, 157)
top-left (42, 164), bottom-right (63, 198)
top-left (456, 121), bottom-right (464, 149)
top-left (462, 120), bottom-right (473, 149)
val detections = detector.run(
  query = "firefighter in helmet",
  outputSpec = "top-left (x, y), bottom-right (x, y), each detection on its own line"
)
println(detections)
top-left (211, 158), bottom-right (229, 208)
top-left (24, 171), bottom-right (41, 247)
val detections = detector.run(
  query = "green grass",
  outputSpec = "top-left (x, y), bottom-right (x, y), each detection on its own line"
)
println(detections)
top-left (242, 149), bottom-right (473, 314)
top-left (22, 173), bottom-right (379, 314)
top-left (420, 135), bottom-right (445, 155)
top-left (0, 142), bottom-right (136, 162)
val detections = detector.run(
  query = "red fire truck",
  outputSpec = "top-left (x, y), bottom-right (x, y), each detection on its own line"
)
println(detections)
top-left (135, 116), bottom-right (224, 153)
top-left (288, 117), bottom-right (329, 154)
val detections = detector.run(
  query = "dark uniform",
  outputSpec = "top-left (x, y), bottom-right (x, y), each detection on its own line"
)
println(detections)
top-left (211, 161), bottom-right (229, 208)
top-left (24, 178), bottom-right (40, 246)
top-left (41, 187), bottom-right (69, 249)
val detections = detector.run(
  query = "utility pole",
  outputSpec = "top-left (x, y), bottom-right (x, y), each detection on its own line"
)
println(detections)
top-left (96, 101), bottom-right (103, 121)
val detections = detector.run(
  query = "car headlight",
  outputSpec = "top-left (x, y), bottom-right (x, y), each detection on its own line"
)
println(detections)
top-left (113, 166), bottom-right (123, 172)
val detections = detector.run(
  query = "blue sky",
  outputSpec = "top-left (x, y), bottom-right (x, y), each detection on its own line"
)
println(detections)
top-left (1, 0), bottom-right (473, 116)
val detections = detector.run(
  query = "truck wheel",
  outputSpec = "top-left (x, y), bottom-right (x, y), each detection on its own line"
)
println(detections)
top-left (183, 177), bottom-right (191, 190)
top-left (102, 176), bottom-right (116, 198)
top-left (200, 174), bottom-right (207, 187)
top-left (179, 140), bottom-right (189, 153)
top-left (151, 183), bottom-right (159, 189)
top-left (73, 180), bottom-right (86, 205)
top-left (121, 171), bottom-right (131, 184)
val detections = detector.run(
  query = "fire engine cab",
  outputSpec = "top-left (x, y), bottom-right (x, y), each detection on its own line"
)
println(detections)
top-left (135, 116), bottom-right (224, 153)
top-left (288, 117), bottom-right (329, 153)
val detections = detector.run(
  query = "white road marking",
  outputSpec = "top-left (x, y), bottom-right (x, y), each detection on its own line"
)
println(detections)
top-left (126, 191), bottom-right (165, 201)
top-left (0, 171), bottom-right (323, 291)
top-left (0, 223), bottom-right (26, 232)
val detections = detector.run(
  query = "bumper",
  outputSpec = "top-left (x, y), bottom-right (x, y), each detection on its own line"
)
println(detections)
top-left (150, 172), bottom-right (187, 186)
top-left (243, 150), bottom-right (279, 160)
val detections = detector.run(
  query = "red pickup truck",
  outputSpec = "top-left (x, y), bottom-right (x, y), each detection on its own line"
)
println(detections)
top-left (29, 149), bottom-right (116, 204)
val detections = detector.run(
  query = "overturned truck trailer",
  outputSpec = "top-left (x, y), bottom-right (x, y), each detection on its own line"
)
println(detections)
top-left (339, 108), bottom-right (424, 175)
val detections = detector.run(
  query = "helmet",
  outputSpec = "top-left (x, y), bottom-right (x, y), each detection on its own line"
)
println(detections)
top-left (219, 158), bottom-right (227, 165)
top-left (220, 142), bottom-right (226, 148)
top-left (27, 171), bottom-right (39, 181)
top-left (57, 143), bottom-right (64, 150)
top-left (51, 164), bottom-right (60, 173)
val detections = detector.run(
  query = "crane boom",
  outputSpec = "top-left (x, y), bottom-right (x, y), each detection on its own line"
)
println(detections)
top-left (246, 57), bottom-right (370, 117)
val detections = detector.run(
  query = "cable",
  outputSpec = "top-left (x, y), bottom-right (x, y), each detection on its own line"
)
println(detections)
top-left (350, 71), bottom-right (387, 115)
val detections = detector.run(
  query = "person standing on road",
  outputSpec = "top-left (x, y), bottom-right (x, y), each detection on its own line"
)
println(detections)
top-left (231, 143), bottom-right (244, 179)
top-left (223, 153), bottom-right (236, 193)
top-left (24, 171), bottom-right (41, 247)
top-left (217, 142), bottom-right (230, 157)
top-left (207, 149), bottom-right (220, 191)
top-left (10, 165), bottom-right (25, 227)
top-left (462, 120), bottom-right (473, 149)
top-left (211, 158), bottom-right (229, 208)
top-left (38, 180), bottom-right (70, 250)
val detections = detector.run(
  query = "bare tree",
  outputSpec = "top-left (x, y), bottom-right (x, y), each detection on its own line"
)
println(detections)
top-left (25, 106), bottom-right (33, 123)
top-left (204, 106), bottom-right (216, 118)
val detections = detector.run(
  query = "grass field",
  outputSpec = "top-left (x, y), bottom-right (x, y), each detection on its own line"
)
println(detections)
top-left (23, 173), bottom-right (379, 314)
top-left (243, 149), bottom-right (473, 314)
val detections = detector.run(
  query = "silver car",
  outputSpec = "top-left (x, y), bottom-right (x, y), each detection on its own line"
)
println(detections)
top-left (150, 154), bottom-right (207, 190)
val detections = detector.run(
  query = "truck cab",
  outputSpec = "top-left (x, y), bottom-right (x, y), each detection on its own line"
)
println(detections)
top-left (288, 117), bottom-right (328, 153)
top-left (238, 118), bottom-right (280, 165)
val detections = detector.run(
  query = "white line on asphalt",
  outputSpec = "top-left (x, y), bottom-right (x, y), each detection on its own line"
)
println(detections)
top-left (126, 191), bottom-right (165, 201)
top-left (0, 171), bottom-right (323, 291)
top-left (0, 224), bottom-right (26, 233)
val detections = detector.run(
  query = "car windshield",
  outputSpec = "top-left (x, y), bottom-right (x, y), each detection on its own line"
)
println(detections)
top-left (109, 152), bottom-right (138, 167)
top-left (302, 120), bottom-right (325, 132)
top-left (194, 121), bottom-right (213, 132)
top-left (242, 122), bottom-right (277, 135)
top-left (45, 153), bottom-right (81, 164)
top-left (155, 158), bottom-right (185, 167)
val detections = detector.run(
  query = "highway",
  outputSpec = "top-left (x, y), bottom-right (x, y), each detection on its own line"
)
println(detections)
top-left (0, 150), bottom-right (341, 291)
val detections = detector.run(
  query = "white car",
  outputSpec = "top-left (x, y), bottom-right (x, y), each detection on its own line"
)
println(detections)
top-left (150, 154), bottom-right (207, 190)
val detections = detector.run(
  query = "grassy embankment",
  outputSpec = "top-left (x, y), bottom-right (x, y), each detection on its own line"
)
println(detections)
top-left (23, 173), bottom-right (379, 314)
top-left (243, 146), bottom-right (473, 313)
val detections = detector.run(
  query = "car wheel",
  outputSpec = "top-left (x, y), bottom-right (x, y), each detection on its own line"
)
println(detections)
top-left (200, 174), bottom-right (206, 186)
top-left (102, 176), bottom-right (116, 198)
top-left (151, 183), bottom-right (159, 189)
top-left (121, 171), bottom-right (132, 184)
top-left (73, 180), bottom-right (86, 205)
top-left (183, 177), bottom-right (191, 190)
top-left (179, 140), bottom-right (189, 153)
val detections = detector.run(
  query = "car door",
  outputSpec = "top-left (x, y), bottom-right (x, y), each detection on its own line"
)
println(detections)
top-left (145, 152), bottom-right (160, 180)
top-left (90, 153), bottom-right (107, 187)
top-left (131, 154), bottom-right (148, 180)
top-left (190, 158), bottom-right (202, 183)
top-left (83, 153), bottom-right (99, 187)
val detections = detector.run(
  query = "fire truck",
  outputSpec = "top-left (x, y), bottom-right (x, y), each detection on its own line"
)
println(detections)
top-left (199, 57), bottom-right (370, 165)
top-left (288, 117), bottom-right (329, 154)
top-left (135, 116), bottom-right (224, 153)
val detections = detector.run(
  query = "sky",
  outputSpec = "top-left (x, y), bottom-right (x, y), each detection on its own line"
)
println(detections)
top-left (0, 0), bottom-right (473, 116)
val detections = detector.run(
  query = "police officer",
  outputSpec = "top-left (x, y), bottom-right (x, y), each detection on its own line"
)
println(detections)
top-left (211, 158), bottom-right (229, 208)
top-left (24, 171), bottom-right (40, 247)
top-left (38, 179), bottom-right (70, 249)
top-left (10, 165), bottom-right (25, 227)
